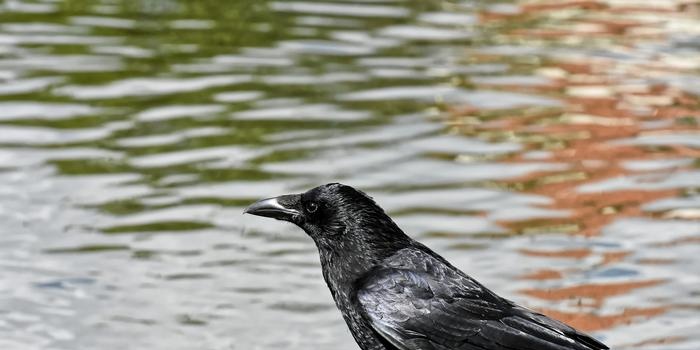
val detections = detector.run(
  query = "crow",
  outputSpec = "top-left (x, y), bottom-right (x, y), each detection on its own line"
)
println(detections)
top-left (244, 183), bottom-right (609, 350)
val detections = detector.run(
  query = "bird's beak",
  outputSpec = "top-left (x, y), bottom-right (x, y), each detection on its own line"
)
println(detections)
top-left (244, 194), bottom-right (301, 222)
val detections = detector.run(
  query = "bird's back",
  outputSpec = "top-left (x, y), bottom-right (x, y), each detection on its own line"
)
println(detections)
top-left (353, 244), bottom-right (609, 350)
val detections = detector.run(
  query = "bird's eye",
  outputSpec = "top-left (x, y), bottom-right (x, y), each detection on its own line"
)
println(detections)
top-left (306, 202), bottom-right (318, 213)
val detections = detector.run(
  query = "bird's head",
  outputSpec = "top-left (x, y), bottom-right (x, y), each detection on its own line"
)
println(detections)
top-left (244, 183), bottom-right (411, 256)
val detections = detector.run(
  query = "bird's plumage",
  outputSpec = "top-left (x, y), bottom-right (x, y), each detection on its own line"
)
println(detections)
top-left (356, 247), bottom-right (607, 350)
top-left (245, 183), bottom-right (609, 350)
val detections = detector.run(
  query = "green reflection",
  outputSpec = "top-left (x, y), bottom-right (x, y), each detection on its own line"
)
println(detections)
top-left (102, 221), bottom-right (214, 233)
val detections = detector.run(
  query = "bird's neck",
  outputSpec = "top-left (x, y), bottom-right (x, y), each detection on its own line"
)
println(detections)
top-left (313, 218), bottom-right (412, 350)
top-left (316, 222), bottom-right (413, 301)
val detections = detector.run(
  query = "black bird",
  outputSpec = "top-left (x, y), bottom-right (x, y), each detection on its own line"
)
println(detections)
top-left (244, 183), bottom-right (609, 350)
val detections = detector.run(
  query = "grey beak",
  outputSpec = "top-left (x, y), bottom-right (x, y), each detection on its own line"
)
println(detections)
top-left (244, 195), bottom-right (301, 222)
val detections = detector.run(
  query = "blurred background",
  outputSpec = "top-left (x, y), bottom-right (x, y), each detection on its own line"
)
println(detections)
top-left (0, 0), bottom-right (699, 349)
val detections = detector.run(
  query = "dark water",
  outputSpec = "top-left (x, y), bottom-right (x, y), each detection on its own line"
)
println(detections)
top-left (0, 1), bottom-right (699, 349)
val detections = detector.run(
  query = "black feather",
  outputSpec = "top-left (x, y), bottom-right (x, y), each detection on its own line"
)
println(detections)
top-left (246, 184), bottom-right (610, 350)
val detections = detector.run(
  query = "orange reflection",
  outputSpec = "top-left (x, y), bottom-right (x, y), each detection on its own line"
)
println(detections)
top-left (463, 2), bottom-right (700, 236)
top-left (456, 0), bottom-right (700, 335)
top-left (520, 248), bottom-right (591, 259)
top-left (540, 307), bottom-right (667, 332)
top-left (521, 279), bottom-right (664, 307)
top-left (520, 269), bottom-right (564, 281)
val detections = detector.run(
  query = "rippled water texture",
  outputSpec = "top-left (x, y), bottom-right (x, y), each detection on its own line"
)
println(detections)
top-left (0, 0), bottom-right (699, 349)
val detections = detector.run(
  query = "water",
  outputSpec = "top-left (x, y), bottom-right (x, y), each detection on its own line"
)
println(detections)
top-left (0, 0), bottom-right (699, 349)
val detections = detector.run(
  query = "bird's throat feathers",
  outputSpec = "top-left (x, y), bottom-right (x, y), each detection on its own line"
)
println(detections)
top-left (315, 211), bottom-right (413, 291)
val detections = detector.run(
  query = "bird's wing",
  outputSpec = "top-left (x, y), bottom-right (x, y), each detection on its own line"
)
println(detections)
top-left (355, 267), bottom-right (608, 350)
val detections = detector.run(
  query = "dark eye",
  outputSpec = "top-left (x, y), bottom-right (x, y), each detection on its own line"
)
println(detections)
top-left (306, 202), bottom-right (318, 213)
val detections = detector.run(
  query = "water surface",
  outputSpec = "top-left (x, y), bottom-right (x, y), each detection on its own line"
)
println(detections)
top-left (0, 1), bottom-right (699, 349)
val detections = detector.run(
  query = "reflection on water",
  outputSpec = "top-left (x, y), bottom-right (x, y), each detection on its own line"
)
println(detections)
top-left (0, 0), bottom-right (699, 349)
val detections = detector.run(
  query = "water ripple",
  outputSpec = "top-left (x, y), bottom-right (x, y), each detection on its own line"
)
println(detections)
top-left (0, 0), bottom-right (698, 349)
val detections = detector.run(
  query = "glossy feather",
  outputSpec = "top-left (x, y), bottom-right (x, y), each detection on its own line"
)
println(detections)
top-left (245, 184), bottom-right (610, 350)
top-left (355, 247), bottom-right (608, 350)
